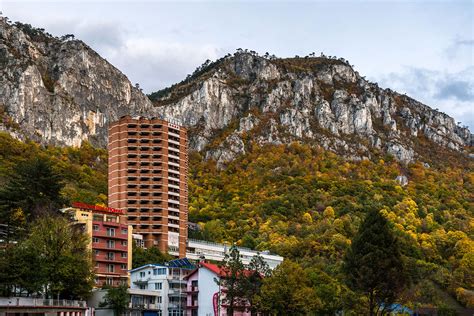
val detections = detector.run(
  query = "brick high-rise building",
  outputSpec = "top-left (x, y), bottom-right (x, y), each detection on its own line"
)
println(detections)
top-left (108, 116), bottom-right (188, 257)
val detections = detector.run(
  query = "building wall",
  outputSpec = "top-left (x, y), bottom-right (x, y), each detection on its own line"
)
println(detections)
top-left (197, 268), bottom-right (219, 316)
top-left (108, 116), bottom-right (188, 257)
top-left (67, 205), bottom-right (132, 287)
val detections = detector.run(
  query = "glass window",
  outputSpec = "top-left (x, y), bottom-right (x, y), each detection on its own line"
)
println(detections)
top-left (121, 252), bottom-right (127, 258)
top-left (155, 283), bottom-right (162, 290)
top-left (93, 237), bottom-right (99, 243)
top-left (107, 264), bottom-right (115, 273)
top-left (93, 224), bottom-right (99, 231)
top-left (121, 228), bottom-right (127, 234)
top-left (107, 240), bottom-right (115, 248)
top-left (107, 228), bottom-right (115, 236)
top-left (121, 240), bottom-right (127, 246)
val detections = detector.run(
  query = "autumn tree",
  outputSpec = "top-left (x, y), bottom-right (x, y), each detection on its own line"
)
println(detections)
top-left (242, 253), bottom-right (271, 315)
top-left (344, 208), bottom-right (408, 315)
top-left (254, 260), bottom-right (321, 315)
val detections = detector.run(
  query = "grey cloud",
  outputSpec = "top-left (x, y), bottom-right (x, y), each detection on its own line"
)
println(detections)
top-left (435, 80), bottom-right (474, 101)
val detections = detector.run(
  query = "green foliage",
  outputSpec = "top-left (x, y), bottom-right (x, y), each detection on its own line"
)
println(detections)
top-left (216, 245), bottom-right (247, 315)
top-left (0, 132), bottom-right (108, 219)
top-left (255, 260), bottom-right (321, 315)
top-left (132, 243), bottom-right (173, 268)
top-left (344, 208), bottom-right (408, 315)
top-left (100, 285), bottom-right (130, 316)
top-left (0, 215), bottom-right (94, 299)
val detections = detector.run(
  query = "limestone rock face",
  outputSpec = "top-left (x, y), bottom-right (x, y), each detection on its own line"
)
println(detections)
top-left (154, 53), bottom-right (472, 165)
top-left (0, 18), bottom-right (153, 147)
top-left (1, 19), bottom-right (471, 166)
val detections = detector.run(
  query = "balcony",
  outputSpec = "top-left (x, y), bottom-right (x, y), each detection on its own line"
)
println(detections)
top-left (0, 298), bottom-right (87, 308)
top-left (128, 302), bottom-right (162, 310)
top-left (186, 287), bottom-right (199, 293)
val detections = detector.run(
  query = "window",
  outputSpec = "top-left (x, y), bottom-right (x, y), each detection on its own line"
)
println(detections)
top-left (155, 283), bottom-right (162, 290)
top-left (121, 252), bottom-right (127, 258)
top-left (107, 252), bottom-right (115, 260)
top-left (121, 240), bottom-right (127, 246)
top-left (157, 296), bottom-right (162, 303)
top-left (139, 284), bottom-right (146, 290)
top-left (93, 237), bottom-right (99, 243)
top-left (121, 228), bottom-right (127, 234)
top-left (107, 240), bottom-right (115, 248)
top-left (140, 271), bottom-right (146, 277)
top-left (107, 228), bottom-right (115, 237)
top-left (153, 268), bottom-right (166, 275)
top-left (93, 224), bottom-right (99, 231)
top-left (93, 214), bottom-right (103, 221)
top-left (121, 264), bottom-right (127, 270)
top-left (94, 250), bottom-right (100, 256)
top-left (106, 277), bottom-right (113, 286)
top-left (107, 264), bottom-right (115, 273)
top-left (106, 215), bottom-right (117, 222)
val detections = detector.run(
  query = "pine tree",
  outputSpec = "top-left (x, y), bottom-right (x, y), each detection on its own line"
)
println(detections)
top-left (215, 245), bottom-right (246, 316)
top-left (344, 208), bottom-right (408, 315)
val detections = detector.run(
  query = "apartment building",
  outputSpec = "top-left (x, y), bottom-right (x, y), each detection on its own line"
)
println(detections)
top-left (128, 259), bottom-right (195, 316)
top-left (108, 116), bottom-right (188, 257)
top-left (64, 202), bottom-right (133, 287)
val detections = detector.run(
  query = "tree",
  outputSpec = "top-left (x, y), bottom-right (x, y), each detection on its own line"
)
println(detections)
top-left (132, 243), bottom-right (173, 268)
top-left (100, 285), bottom-right (129, 316)
top-left (254, 260), bottom-right (321, 315)
top-left (0, 156), bottom-right (64, 226)
top-left (216, 245), bottom-right (246, 316)
top-left (0, 215), bottom-right (94, 299)
top-left (242, 254), bottom-right (270, 315)
top-left (344, 208), bottom-right (408, 315)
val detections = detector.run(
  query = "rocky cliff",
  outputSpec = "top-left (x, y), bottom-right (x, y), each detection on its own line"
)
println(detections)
top-left (0, 18), bottom-right (153, 147)
top-left (152, 52), bottom-right (472, 166)
top-left (1, 18), bottom-right (471, 166)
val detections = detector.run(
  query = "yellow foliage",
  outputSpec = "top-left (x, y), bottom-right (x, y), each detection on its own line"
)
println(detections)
top-left (323, 206), bottom-right (335, 218)
top-left (302, 212), bottom-right (313, 223)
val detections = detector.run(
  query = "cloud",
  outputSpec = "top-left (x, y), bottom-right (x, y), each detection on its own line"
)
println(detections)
top-left (102, 38), bottom-right (230, 93)
top-left (378, 66), bottom-right (474, 129)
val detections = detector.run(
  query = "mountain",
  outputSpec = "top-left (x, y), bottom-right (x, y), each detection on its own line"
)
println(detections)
top-left (0, 17), bottom-right (472, 165)
top-left (152, 52), bottom-right (472, 166)
top-left (0, 17), bottom-right (153, 148)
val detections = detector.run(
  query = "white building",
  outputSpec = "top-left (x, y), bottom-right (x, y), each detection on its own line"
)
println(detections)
top-left (186, 239), bottom-right (283, 269)
top-left (185, 262), bottom-right (251, 316)
top-left (129, 261), bottom-right (194, 316)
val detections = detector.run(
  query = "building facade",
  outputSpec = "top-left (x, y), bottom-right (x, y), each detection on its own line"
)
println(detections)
top-left (185, 263), bottom-right (251, 316)
top-left (108, 116), bottom-right (188, 257)
top-left (186, 239), bottom-right (283, 269)
top-left (65, 202), bottom-right (133, 287)
top-left (128, 260), bottom-right (194, 316)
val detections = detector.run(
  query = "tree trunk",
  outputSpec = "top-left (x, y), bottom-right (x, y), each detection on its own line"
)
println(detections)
top-left (369, 291), bottom-right (374, 316)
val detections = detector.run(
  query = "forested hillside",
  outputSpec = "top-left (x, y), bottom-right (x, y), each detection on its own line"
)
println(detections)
top-left (0, 130), bottom-right (472, 308)
top-left (187, 142), bottom-right (473, 308)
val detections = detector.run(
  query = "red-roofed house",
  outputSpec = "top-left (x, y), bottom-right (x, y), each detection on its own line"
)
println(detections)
top-left (184, 262), bottom-right (252, 316)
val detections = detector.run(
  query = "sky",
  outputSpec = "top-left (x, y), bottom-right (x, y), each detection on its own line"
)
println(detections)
top-left (1, 0), bottom-right (473, 129)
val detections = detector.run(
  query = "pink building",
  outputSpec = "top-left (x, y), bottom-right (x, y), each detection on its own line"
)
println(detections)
top-left (185, 262), bottom-right (251, 316)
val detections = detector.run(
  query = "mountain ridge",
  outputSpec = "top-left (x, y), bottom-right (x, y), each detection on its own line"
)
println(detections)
top-left (0, 17), bottom-right (472, 167)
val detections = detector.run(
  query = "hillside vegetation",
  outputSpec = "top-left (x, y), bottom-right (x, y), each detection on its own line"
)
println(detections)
top-left (0, 132), bottom-right (472, 308)
top-left (188, 142), bottom-right (474, 308)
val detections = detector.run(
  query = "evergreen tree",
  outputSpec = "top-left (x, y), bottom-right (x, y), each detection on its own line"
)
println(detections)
top-left (242, 253), bottom-right (270, 315)
top-left (215, 245), bottom-right (246, 316)
top-left (0, 156), bottom-right (64, 235)
top-left (344, 208), bottom-right (408, 315)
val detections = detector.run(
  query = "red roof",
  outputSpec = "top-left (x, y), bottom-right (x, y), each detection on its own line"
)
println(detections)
top-left (185, 262), bottom-right (256, 279)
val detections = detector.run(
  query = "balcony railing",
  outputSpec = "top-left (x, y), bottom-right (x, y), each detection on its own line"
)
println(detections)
top-left (0, 298), bottom-right (87, 308)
